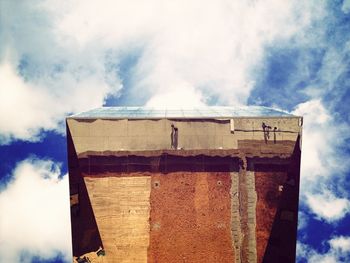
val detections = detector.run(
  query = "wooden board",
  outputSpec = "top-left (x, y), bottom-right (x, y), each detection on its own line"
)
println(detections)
top-left (85, 176), bottom-right (151, 262)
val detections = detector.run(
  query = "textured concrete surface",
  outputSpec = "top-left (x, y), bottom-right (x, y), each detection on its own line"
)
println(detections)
top-left (67, 117), bottom-right (302, 154)
top-left (230, 171), bottom-right (242, 263)
top-left (242, 171), bottom-right (257, 263)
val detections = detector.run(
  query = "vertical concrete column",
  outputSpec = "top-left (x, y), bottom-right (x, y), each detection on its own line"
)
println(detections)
top-left (230, 168), bottom-right (242, 263)
top-left (238, 156), bottom-right (257, 263)
top-left (246, 171), bottom-right (257, 263)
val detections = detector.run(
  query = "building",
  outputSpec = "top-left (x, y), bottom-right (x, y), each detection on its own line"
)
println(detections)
top-left (66, 106), bottom-right (302, 263)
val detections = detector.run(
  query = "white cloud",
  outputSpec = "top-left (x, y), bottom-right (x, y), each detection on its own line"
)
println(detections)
top-left (329, 236), bottom-right (350, 253)
top-left (342, 0), bottom-right (350, 14)
top-left (298, 236), bottom-right (350, 263)
top-left (309, 254), bottom-right (338, 263)
top-left (0, 158), bottom-right (71, 262)
top-left (307, 42), bottom-right (350, 104)
top-left (0, 58), bottom-right (120, 144)
top-left (293, 100), bottom-right (350, 222)
top-left (306, 191), bottom-right (350, 222)
top-left (145, 85), bottom-right (205, 108)
top-left (0, 0), bottom-right (324, 143)
top-left (296, 242), bottom-right (309, 260)
top-left (0, 62), bottom-right (60, 143)
top-left (298, 211), bottom-right (308, 231)
top-left (0, 0), bottom-right (122, 144)
top-left (293, 100), bottom-right (336, 181)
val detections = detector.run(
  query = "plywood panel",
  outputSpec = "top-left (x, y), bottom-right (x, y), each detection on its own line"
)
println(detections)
top-left (85, 176), bottom-right (151, 263)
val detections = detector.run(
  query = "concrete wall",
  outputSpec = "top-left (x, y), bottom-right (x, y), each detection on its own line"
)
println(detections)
top-left (67, 117), bottom-right (302, 154)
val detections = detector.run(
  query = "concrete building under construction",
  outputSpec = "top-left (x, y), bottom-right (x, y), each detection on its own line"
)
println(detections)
top-left (66, 106), bottom-right (302, 263)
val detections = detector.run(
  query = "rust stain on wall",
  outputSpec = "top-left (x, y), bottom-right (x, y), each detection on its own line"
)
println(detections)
top-left (148, 172), bottom-right (234, 263)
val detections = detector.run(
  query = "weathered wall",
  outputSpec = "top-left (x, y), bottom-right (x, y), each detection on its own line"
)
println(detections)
top-left (148, 172), bottom-right (234, 263)
top-left (67, 118), bottom-right (301, 263)
top-left (67, 117), bottom-right (301, 154)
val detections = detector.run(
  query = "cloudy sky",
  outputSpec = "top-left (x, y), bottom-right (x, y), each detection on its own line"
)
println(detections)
top-left (0, 0), bottom-right (350, 262)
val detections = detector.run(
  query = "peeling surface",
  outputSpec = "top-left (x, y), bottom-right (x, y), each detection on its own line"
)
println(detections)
top-left (77, 140), bottom-right (296, 159)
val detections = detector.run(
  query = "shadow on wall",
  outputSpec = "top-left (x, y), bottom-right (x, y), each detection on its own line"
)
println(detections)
top-left (67, 124), bottom-right (104, 258)
top-left (260, 136), bottom-right (301, 263)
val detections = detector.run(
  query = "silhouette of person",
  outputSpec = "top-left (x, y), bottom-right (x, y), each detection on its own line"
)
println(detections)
top-left (171, 124), bottom-right (175, 149)
top-left (174, 127), bottom-right (178, 149)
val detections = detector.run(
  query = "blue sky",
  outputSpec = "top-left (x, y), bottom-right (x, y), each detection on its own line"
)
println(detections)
top-left (0, 0), bottom-right (350, 262)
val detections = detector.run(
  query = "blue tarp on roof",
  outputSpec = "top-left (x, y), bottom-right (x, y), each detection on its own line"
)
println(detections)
top-left (70, 106), bottom-right (293, 119)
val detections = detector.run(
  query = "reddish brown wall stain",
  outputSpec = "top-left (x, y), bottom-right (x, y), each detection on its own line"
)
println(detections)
top-left (148, 172), bottom-right (234, 263)
top-left (255, 170), bottom-right (287, 263)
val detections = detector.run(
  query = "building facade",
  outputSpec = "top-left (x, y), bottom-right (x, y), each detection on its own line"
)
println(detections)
top-left (67, 107), bottom-right (302, 263)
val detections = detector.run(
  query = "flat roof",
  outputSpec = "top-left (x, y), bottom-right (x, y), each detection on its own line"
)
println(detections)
top-left (68, 106), bottom-right (294, 119)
